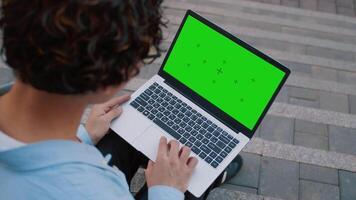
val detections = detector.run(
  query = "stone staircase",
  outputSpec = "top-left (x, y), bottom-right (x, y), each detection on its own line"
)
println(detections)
top-left (125, 1), bottom-right (356, 200)
top-left (1, 0), bottom-right (355, 199)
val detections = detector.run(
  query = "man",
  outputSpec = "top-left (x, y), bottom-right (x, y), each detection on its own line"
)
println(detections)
top-left (0, 1), bottom-right (242, 199)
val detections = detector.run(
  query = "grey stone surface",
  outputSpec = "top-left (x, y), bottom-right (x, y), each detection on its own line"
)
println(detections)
top-left (300, 163), bottom-right (339, 185)
top-left (300, 0), bottom-right (317, 10)
top-left (275, 86), bottom-right (289, 103)
top-left (299, 180), bottom-right (340, 200)
top-left (220, 184), bottom-right (258, 194)
top-left (259, 157), bottom-right (299, 200)
top-left (329, 125), bottom-right (356, 155)
top-left (311, 66), bottom-right (338, 82)
top-left (306, 46), bottom-right (355, 62)
top-left (228, 152), bottom-right (261, 188)
top-left (294, 131), bottom-right (328, 150)
top-left (295, 119), bottom-right (328, 136)
top-left (350, 95), bottom-right (356, 114)
top-left (259, 115), bottom-right (294, 144)
top-left (338, 71), bottom-right (356, 85)
top-left (207, 188), bottom-right (263, 200)
top-left (337, 6), bottom-right (356, 16)
top-left (289, 97), bottom-right (319, 108)
top-left (318, 1), bottom-right (337, 13)
top-left (281, 0), bottom-right (299, 7)
top-left (319, 91), bottom-right (349, 113)
top-left (287, 86), bottom-right (319, 100)
top-left (339, 170), bottom-right (356, 200)
top-left (259, 137), bottom-right (356, 172)
top-left (336, 0), bottom-right (354, 7)
top-left (270, 101), bottom-right (356, 129)
top-left (280, 60), bottom-right (311, 75)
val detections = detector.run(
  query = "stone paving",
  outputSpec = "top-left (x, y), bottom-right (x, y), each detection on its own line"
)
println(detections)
top-left (1, 0), bottom-right (356, 199)
top-left (249, 0), bottom-right (356, 17)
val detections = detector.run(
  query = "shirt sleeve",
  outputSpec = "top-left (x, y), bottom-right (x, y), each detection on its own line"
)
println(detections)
top-left (148, 185), bottom-right (184, 200)
top-left (76, 124), bottom-right (94, 145)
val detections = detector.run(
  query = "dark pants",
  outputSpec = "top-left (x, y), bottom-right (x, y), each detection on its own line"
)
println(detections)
top-left (96, 129), bottom-right (221, 200)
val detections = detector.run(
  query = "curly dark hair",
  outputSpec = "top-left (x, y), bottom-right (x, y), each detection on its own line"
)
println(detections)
top-left (0, 0), bottom-right (165, 94)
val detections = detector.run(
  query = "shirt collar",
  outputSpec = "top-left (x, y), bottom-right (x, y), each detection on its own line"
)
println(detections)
top-left (0, 140), bottom-right (107, 171)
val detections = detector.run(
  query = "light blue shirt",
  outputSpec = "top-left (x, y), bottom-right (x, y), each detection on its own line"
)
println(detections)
top-left (0, 125), bottom-right (184, 200)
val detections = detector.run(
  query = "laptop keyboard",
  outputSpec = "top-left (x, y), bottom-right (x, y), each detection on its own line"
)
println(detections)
top-left (129, 82), bottom-right (240, 168)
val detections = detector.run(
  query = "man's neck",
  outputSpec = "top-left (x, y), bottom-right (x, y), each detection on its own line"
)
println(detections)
top-left (0, 81), bottom-right (88, 143)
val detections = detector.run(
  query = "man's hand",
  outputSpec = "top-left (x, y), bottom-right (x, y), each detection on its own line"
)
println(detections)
top-left (145, 137), bottom-right (199, 193)
top-left (85, 94), bottom-right (130, 144)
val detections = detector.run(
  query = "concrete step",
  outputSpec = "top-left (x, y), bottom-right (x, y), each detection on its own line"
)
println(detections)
top-left (163, 1), bottom-right (356, 38)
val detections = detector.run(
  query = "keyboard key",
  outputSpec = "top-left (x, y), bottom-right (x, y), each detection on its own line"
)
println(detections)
top-left (216, 127), bottom-right (223, 132)
top-left (191, 130), bottom-right (198, 135)
top-left (148, 99), bottom-right (155, 104)
top-left (196, 134), bottom-right (203, 140)
top-left (233, 138), bottom-right (240, 144)
top-left (182, 117), bottom-right (190, 122)
top-left (148, 114), bottom-right (155, 120)
top-left (211, 136), bottom-right (218, 143)
top-left (204, 156), bottom-right (213, 164)
top-left (140, 93), bottom-right (149, 101)
top-left (168, 114), bottom-right (175, 120)
top-left (161, 117), bottom-right (168, 123)
top-left (173, 118), bottom-right (181, 123)
top-left (205, 133), bottom-right (212, 139)
top-left (207, 142), bottom-right (221, 153)
top-left (228, 142), bottom-right (237, 148)
top-left (202, 138), bottom-right (209, 144)
top-left (185, 126), bottom-right (192, 132)
top-left (212, 131), bottom-right (220, 137)
top-left (191, 115), bottom-right (198, 121)
top-left (179, 137), bottom-right (187, 144)
top-left (185, 142), bottom-right (193, 147)
top-left (218, 135), bottom-right (230, 144)
top-left (167, 120), bottom-right (174, 127)
top-left (209, 152), bottom-right (217, 159)
top-left (136, 97), bottom-right (147, 106)
top-left (195, 140), bottom-right (202, 147)
top-left (207, 126), bottom-right (215, 133)
top-left (179, 122), bottom-right (187, 128)
top-left (227, 134), bottom-right (233, 140)
top-left (211, 161), bottom-right (218, 168)
top-left (216, 140), bottom-right (226, 149)
top-left (211, 124), bottom-right (217, 129)
top-left (199, 152), bottom-right (207, 159)
top-left (201, 145), bottom-right (211, 154)
top-left (221, 131), bottom-right (228, 136)
top-left (130, 101), bottom-right (140, 108)
top-left (153, 118), bottom-right (181, 140)
top-left (172, 125), bottom-right (179, 130)
top-left (191, 146), bottom-right (201, 155)
top-left (151, 94), bottom-right (158, 99)
top-left (146, 105), bottom-right (153, 111)
top-left (137, 106), bottom-right (144, 112)
top-left (201, 122), bottom-right (209, 129)
top-left (183, 132), bottom-right (190, 138)
top-left (178, 128), bottom-right (185, 134)
top-left (224, 146), bottom-right (232, 153)
top-left (188, 121), bottom-right (195, 126)
top-left (153, 103), bottom-right (160, 108)
top-left (220, 151), bottom-right (228, 158)
top-left (196, 119), bottom-right (203, 125)
top-left (161, 102), bottom-right (168, 107)
top-left (145, 89), bottom-right (153, 96)
top-left (215, 156), bottom-right (223, 163)
top-left (199, 129), bottom-right (207, 134)
top-left (172, 109), bottom-right (179, 114)
top-left (188, 136), bottom-right (196, 143)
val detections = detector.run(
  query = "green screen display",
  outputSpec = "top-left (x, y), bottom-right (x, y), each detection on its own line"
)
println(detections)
top-left (163, 15), bottom-right (285, 130)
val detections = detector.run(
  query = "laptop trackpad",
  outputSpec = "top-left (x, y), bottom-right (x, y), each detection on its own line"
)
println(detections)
top-left (133, 125), bottom-right (165, 162)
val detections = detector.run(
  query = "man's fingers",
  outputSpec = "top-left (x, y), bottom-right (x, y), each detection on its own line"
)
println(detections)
top-left (168, 140), bottom-right (180, 159)
top-left (102, 107), bottom-right (122, 122)
top-left (187, 157), bottom-right (198, 169)
top-left (104, 94), bottom-right (131, 111)
top-left (179, 146), bottom-right (191, 163)
top-left (144, 160), bottom-right (154, 177)
top-left (157, 137), bottom-right (168, 158)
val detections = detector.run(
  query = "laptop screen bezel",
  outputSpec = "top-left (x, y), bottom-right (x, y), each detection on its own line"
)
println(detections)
top-left (158, 10), bottom-right (290, 139)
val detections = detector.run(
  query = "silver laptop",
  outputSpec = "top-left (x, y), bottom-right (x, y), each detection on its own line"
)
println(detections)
top-left (110, 10), bottom-right (290, 197)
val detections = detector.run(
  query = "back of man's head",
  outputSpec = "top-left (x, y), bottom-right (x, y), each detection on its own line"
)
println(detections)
top-left (0, 0), bottom-right (165, 94)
